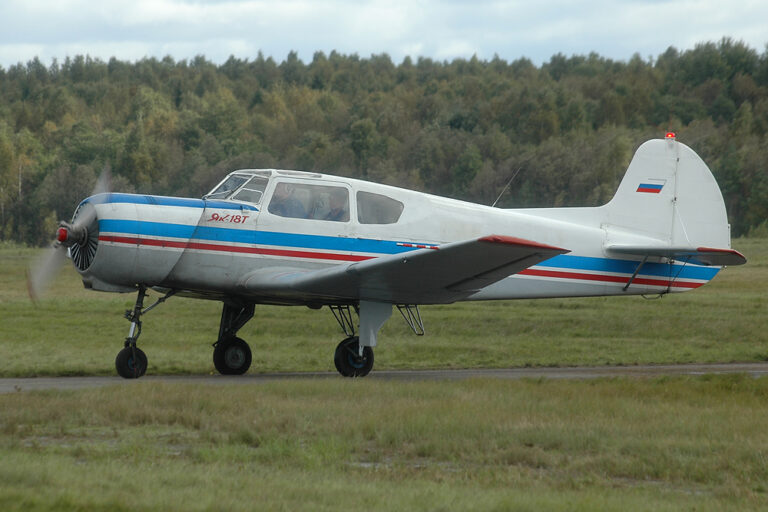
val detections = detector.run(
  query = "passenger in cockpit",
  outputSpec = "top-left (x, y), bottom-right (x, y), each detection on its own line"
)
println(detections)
top-left (325, 188), bottom-right (349, 222)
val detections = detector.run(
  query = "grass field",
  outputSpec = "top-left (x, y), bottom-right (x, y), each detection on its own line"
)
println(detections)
top-left (1, 376), bottom-right (768, 510)
top-left (1, 239), bottom-right (767, 510)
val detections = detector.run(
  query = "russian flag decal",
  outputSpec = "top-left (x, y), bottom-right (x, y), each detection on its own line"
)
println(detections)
top-left (636, 183), bottom-right (664, 194)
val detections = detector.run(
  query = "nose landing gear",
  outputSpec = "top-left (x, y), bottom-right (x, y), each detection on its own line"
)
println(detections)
top-left (114, 285), bottom-right (175, 379)
top-left (115, 345), bottom-right (148, 379)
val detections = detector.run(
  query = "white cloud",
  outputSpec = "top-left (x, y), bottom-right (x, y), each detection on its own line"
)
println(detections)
top-left (434, 40), bottom-right (479, 60)
top-left (0, 0), bottom-right (765, 68)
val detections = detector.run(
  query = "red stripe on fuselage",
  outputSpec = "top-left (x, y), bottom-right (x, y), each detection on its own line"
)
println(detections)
top-left (518, 268), bottom-right (703, 289)
top-left (98, 235), bottom-right (373, 262)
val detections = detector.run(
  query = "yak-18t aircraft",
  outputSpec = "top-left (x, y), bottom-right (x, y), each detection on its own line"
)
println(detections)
top-left (29, 134), bottom-right (746, 378)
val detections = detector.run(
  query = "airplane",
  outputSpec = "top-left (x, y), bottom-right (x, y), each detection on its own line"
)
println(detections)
top-left (28, 133), bottom-right (746, 379)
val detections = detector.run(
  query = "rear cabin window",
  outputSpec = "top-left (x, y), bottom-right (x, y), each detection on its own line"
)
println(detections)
top-left (268, 182), bottom-right (350, 222)
top-left (357, 191), bottom-right (404, 224)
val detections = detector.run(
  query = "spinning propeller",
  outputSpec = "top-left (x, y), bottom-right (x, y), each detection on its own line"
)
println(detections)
top-left (27, 169), bottom-right (111, 301)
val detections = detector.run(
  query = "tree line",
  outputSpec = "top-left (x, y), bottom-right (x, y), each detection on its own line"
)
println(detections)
top-left (1, 37), bottom-right (767, 246)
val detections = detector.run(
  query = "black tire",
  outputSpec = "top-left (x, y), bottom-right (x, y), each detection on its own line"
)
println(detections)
top-left (333, 336), bottom-right (374, 377)
top-left (115, 346), bottom-right (148, 379)
top-left (213, 337), bottom-right (252, 375)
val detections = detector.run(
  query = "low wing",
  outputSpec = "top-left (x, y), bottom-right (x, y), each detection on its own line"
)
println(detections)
top-left (606, 245), bottom-right (746, 266)
top-left (240, 235), bottom-right (569, 304)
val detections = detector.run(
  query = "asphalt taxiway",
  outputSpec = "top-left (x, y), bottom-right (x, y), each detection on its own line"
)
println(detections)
top-left (2, 362), bottom-right (768, 393)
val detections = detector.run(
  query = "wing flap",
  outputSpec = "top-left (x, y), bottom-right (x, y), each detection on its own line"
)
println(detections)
top-left (240, 235), bottom-right (569, 304)
top-left (447, 236), bottom-right (569, 292)
top-left (606, 245), bottom-right (746, 266)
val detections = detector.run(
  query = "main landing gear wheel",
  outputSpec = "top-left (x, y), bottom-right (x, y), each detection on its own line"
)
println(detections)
top-left (334, 336), bottom-right (374, 377)
top-left (213, 336), bottom-right (252, 375)
top-left (115, 346), bottom-right (148, 379)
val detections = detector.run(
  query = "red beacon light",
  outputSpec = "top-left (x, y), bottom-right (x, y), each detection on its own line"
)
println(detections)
top-left (665, 132), bottom-right (676, 140)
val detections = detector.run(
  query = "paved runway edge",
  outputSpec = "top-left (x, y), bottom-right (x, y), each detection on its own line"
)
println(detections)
top-left (3, 362), bottom-right (768, 394)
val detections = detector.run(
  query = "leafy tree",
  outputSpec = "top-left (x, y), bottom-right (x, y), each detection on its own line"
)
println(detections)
top-left (0, 41), bottom-right (767, 243)
top-left (452, 144), bottom-right (482, 196)
top-left (349, 118), bottom-right (378, 177)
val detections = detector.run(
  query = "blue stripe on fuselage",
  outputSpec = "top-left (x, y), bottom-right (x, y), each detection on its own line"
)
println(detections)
top-left (540, 254), bottom-right (719, 281)
top-left (83, 193), bottom-right (258, 211)
top-left (98, 219), bottom-right (411, 255)
top-left (98, 218), bottom-right (720, 281)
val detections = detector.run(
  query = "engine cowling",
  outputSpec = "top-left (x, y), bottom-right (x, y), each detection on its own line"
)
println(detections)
top-left (74, 194), bottom-right (192, 293)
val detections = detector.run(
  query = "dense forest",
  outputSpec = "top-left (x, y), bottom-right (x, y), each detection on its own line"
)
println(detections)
top-left (0, 38), bottom-right (767, 246)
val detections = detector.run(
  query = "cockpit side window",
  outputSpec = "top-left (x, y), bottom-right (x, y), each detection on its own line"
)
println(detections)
top-left (232, 176), bottom-right (268, 204)
top-left (268, 182), bottom-right (350, 222)
top-left (357, 191), bottom-right (404, 224)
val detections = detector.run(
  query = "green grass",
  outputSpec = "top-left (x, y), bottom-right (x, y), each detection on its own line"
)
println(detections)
top-left (1, 376), bottom-right (768, 510)
top-left (2, 240), bottom-right (768, 510)
top-left (1, 239), bottom-right (766, 376)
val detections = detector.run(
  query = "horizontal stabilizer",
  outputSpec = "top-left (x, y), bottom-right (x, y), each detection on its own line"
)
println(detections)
top-left (240, 235), bottom-right (569, 304)
top-left (606, 245), bottom-right (746, 266)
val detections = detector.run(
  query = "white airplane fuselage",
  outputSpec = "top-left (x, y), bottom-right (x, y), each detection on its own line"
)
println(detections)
top-left (77, 171), bottom-right (718, 304)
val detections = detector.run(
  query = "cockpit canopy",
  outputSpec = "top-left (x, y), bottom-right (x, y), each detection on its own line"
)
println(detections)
top-left (204, 169), bottom-right (405, 225)
top-left (204, 170), bottom-right (273, 203)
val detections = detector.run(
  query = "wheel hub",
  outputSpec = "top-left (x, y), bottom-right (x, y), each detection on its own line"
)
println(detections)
top-left (225, 347), bottom-right (245, 368)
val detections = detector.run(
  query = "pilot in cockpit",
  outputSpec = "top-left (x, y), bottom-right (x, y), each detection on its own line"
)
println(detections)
top-left (268, 183), bottom-right (306, 218)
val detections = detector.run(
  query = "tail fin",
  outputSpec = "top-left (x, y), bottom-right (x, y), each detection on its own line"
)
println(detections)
top-left (604, 136), bottom-right (745, 266)
top-left (605, 137), bottom-right (724, 245)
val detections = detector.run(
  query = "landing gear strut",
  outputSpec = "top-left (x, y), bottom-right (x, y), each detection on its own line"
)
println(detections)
top-left (212, 302), bottom-right (254, 375)
top-left (329, 301), bottom-right (392, 378)
top-left (115, 285), bottom-right (175, 379)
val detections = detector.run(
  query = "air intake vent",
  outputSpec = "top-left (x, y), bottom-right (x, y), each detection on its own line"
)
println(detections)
top-left (69, 203), bottom-right (99, 271)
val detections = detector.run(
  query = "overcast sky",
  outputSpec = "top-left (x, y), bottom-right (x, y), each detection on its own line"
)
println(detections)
top-left (0, 0), bottom-right (766, 69)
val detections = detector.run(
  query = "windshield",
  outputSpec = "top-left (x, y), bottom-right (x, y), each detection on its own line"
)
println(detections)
top-left (204, 174), bottom-right (249, 199)
top-left (231, 176), bottom-right (269, 204)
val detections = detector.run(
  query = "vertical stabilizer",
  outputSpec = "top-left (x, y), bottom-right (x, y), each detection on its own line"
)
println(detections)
top-left (604, 137), bottom-right (731, 250)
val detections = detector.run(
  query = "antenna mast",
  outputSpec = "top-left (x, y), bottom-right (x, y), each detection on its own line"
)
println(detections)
top-left (491, 168), bottom-right (521, 208)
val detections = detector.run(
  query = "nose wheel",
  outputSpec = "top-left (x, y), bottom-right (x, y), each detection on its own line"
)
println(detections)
top-left (334, 336), bottom-right (374, 377)
top-left (115, 345), bottom-right (148, 378)
top-left (116, 285), bottom-right (149, 379)
top-left (114, 286), bottom-right (175, 379)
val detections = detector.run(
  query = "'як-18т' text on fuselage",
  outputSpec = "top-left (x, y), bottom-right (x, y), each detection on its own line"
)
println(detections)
top-left (31, 134), bottom-right (745, 378)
